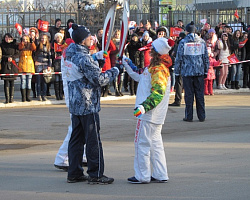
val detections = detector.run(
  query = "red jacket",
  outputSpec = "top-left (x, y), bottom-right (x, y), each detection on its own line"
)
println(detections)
top-left (102, 40), bottom-right (116, 72)
top-left (206, 57), bottom-right (220, 80)
top-left (144, 49), bottom-right (151, 67)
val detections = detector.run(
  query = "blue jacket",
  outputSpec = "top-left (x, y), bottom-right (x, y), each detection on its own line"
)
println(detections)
top-left (65, 43), bottom-right (119, 116)
top-left (174, 33), bottom-right (209, 77)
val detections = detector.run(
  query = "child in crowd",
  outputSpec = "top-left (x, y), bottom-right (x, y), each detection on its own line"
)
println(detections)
top-left (205, 47), bottom-right (221, 95)
top-left (52, 32), bottom-right (67, 100)
top-left (122, 37), bottom-right (175, 184)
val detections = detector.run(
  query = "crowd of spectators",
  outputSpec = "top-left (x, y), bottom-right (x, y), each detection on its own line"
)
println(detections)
top-left (1, 17), bottom-right (250, 104)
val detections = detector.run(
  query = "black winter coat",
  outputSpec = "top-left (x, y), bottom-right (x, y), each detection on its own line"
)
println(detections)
top-left (127, 40), bottom-right (144, 69)
top-left (0, 39), bottom-right (19, 80)
top-left (244, 34), bottom-right (250, 61)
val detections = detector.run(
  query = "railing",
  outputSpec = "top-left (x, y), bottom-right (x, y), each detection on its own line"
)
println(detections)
top-left (0, 1), bottom-right (248, 41)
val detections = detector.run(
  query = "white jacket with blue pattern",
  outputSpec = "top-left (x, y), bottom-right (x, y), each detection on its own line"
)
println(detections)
top-left (174, 33), bottom-right (209, 77)
top-left (64, 43), bottom-right (119, 116)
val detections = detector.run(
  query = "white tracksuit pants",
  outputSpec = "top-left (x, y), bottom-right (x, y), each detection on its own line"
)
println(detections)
top-left (134, 119), bottom-right (169, 183)
top-left (54, 121), bottom-right (86, 166)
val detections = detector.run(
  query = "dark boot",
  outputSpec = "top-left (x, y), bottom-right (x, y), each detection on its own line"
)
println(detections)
top-left (31, 82), bottom-right (36, 98)
top-left (113, 78), bottom-right (121, 97)
top-left (235, 81), bottom-right (240, 90)
top-left (108, 89), bottom-right (112, 96)
top-left (103, 85), bottom-right (109, 97)
top-left (101, 86), bottom-right (105, 97)
top-left (26, 89), bottom-right (32, 102)
top-left (225, 78), bottom-right (229, 88)
top-left (130, 79), bottom-right (135, 95)
top-left (119, 73), bottom-right (124, 96)
top-left (21, 89), bottom-right (26, 102)
top-left (231, 81), bottom-right (235, 89)
top-left (118, 79), bottom-right (124, 96)
top-left (59, 81), bottom-right (64, 100)
top-left (46, 82), bottom-right (51, 96)
top-left (4, 85), bottom-right (9, 104)
top-left (9, 85), bottom-right (14, 103)
top-left (54, 82), bottom-right (60, 100)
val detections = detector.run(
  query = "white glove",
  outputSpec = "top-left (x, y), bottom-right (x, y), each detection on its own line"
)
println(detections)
top-left (95, 50), bottom-right (104, 60)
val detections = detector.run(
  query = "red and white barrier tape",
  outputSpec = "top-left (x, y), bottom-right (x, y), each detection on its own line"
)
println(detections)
top-left (214, 59), bottom-right (250, 67)
top-left (0, 72), bottom-right (62, 76)
top-left (230, 59), bottom-right (250, 65)
top-left (1, 59), bottom-right (249, 76)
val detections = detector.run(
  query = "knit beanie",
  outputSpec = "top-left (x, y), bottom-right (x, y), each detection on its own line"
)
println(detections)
top-left (185, 21), bottom-right (196, 33)
top-left (152, 37), bottom-right (175, 55)
top-left (72, 24), bottom-right (91, 44)
top-left (208, 28), bottom-right (216, 34)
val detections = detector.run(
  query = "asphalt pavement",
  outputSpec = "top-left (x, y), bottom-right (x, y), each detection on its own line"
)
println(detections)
top-left (0, 78), bottom-right (250, 200)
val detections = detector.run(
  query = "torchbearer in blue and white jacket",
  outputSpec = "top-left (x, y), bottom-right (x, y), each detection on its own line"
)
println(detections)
top-left (174, 21), bottom-right (209, 122)
top-left (64, 24), bottom-right (123, 184)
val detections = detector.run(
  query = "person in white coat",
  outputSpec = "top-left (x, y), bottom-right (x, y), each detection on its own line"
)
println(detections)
top-left (122, 37), bottom-right (175, 183)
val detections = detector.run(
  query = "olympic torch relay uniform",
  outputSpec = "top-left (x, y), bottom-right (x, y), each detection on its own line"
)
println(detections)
top-left (54, 39), bottom-right (87, 169)
top-left (132, 63), bottom-right (171, 124)
top-left (123, 37), bottom-right (174, 183)
top-left (174, 22), bottom-right (209, 121)
top-left (65, 42), bottom-right (118, 181)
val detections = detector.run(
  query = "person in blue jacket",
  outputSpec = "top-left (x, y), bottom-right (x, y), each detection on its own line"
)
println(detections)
top-left (174, 21), bottom-right (209, 122)
top-left (64, 24), bottom-right (123, 184)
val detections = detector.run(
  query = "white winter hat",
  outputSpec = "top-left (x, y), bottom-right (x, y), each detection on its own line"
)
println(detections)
top-left (54, 32), bottom-right (64, 40)
top-left (152, 37), bottom-right (175, 55)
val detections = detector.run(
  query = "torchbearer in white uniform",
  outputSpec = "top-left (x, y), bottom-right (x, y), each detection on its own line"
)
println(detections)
top-left (122, 37), bottom-right (175, 183)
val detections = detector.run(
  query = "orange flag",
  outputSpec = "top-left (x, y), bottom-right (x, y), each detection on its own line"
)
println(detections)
top-left (234, 9), bottom-right (239, 19)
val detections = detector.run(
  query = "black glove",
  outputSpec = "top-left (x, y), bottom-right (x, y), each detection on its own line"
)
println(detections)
top-left (97, 59), bottom-right (105, 69)
top-left (115, 63), bottom-right (125, 74)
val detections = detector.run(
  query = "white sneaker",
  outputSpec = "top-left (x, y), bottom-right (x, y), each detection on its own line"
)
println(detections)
top-left (222, 84), bottom-right (228, 90)
top-left (218, 84), bottom-right (224, 89)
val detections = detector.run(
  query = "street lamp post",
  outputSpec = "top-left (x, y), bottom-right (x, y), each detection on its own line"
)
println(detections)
top-left (77, 0), bottom-right (82, 24)
top-left (149, 0), bottom-right (153, 24)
